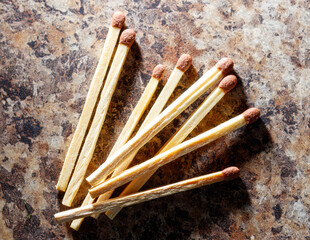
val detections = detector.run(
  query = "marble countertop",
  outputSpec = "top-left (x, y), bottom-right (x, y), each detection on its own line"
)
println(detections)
top-left (1, 0), bottom-right (309, 239)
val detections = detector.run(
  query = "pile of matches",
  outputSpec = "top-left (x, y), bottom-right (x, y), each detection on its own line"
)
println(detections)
top-left (54, 11), bottom-right (260, 229)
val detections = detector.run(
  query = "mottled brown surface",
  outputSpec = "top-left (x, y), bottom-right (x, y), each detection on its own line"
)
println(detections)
top-left (0, 0), bottom-right (309, 239)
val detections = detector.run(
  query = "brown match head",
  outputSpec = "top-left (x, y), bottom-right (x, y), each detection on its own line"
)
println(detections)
top-left (111, 11), bottom-right (126, 28)
top-left (152, 64), bottom-right (166, 80)
top-left (242, 108), bottom-right (260, 125)
top-left (218, 75), bottom-right (237, 93)
top-left (119, 29), bottom-right (135, 47)
top-left (215, 57), bottom-right (234, 75)
top-left (176, 54), bottom-right (192, 72)
top-left (222, 167), bottom-right (240, 181)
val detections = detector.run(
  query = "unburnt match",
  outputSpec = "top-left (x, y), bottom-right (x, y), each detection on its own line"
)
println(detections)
top-left (92, 54), bottom-right (192, 217)
top-left (56, 12), bottom-right (126, 192)
top-left (87, 58), bottom-right (234, 186)
top-left (142, 54), bottom-right (192, 125)
top-left (69, 192), bottom-right (93, 231)
top-left (70, 64), bottom-right (165, 229)
top-left (98, 54), bottom-right (190, 184)
top-left (105, 64), bottom-right (165, 164)
top-left (89, 108), bottom-right (260, 198)
top-left (62, 29), bottom-right (136, 207)
top-left (105, 75), bottom-right (238, 219)
top-left (55, 167), bottom-right (240, 223)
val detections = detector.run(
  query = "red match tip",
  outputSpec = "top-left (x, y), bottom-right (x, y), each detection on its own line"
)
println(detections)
top-left (119, 29), bottom-right (135, 47)
top-left (242, 108), bottom-right (260, 125)
top-left (222, 167), bottom-right (240, 181)
top-left (218, 75), bottom-right (237, 93)
top-left (176, 54), bottom-right (192, 72)
top-left (112, 11), bottom-right (125, 28)
top-left (215, 57), bottom-right (234, 75)
top-left (152, 64), bottom-right (166, 80)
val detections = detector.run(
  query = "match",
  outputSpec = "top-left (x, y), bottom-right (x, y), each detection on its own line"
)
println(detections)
top-left (56, 12), bottom-right (125, 192)
top-left (87, 58), bottom-right (234, 186)
top-left (62, 29), bottom-right (136, 206)
top-left (89, 108), bottom-right (260, 198)
top-left (105, 74), bottom-right (238, 219)
top-left (55, 167), bottom-right (240, 223)
top-left (70, 64), bottom-right (165, 228)
top-left (102, 54), bottom-right (190, 183)
top-left (142, 54), bottom-right (192, 125)
top-left (104, 64), bottom-right (165, 165)
top-left (69, 192), bottom-right (93, 231)
top-left (92, 54), bottom-right (192, 217)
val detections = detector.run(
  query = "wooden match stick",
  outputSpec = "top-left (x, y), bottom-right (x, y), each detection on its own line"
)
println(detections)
top-left (89, 108), bottom-right (260, 198)
top-left (91, 55), bottom-right (192, 218)
top-left (87, 58), bottom-right (234, 186)
top-left (70, 192), bottom-right (93, 231)
top-left (104, 64), bottom-right (165, 163)
top-left (55, 167), bottom-right (240, 223)
top-left (62, 29), bottom-right (136, 207)
top-left (105, 74), bottom-right (237, 219)
top-left (142, 54), bottom-right (192, 125)
top-left (56, 12), bottom-right (125, 192)
top-left (70, 64), bottom-right (165, 228)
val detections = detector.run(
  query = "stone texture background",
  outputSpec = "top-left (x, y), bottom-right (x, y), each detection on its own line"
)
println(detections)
top-left (1, 0), bottom-right (309, 239)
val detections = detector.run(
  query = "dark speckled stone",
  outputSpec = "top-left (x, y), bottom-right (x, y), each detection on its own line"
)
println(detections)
top-left (0, 0), bottom-right (309, 239)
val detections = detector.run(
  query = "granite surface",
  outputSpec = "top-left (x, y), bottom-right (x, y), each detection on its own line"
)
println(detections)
top-left (1, 0), bottom-right (309, 239)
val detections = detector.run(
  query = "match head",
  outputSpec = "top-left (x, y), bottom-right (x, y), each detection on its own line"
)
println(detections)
top-left (176, 54), bottom-right (192, 72)
top-left (242, 108), bottom-right (260, 125)
top-left (222, 167), bottom-right (240, 181)
top-left (218, 75), bottom-right (237, 93)
top-left (112, 11), bottom-right (126, 28)
top-left (215, 57), bottom-right (234, 75)
top-left (152, 64), bottom-right (166, 80)
top-left (119, 29), bottom-right (136, 47)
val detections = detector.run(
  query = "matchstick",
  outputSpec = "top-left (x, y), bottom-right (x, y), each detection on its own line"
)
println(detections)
top-left (56, 12), bottom-right (125, 192)
top-left (104, 64), bottom-right (166, 162)
top-left (70, 64), bottom-right (165, 228)
top-left (87, 58), bottom-right (234, 186)
top-left (91, 55), bottom-right (191, 218)
top-left (62, 29), bottom-right (136, 207)
top-left (105, 74), bottom-right (237, 219)
top-left (55, 167), bottom-right (240, 223)
top-left (70, 193), bottom-right (93, 231)
top-left (142, 54), bottom-right (192, 125)
top-left (89, 108), bottom-right (260, 198)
